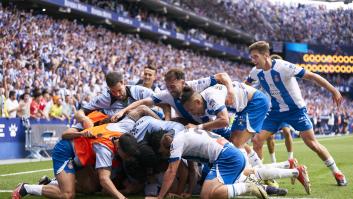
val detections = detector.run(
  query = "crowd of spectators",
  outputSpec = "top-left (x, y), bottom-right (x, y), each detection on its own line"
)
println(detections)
top-left (164, 0), bottom-right (353, 46)
top-left (0, 4), bottom-right (352, 134)
top-left (76, 0), bottom-right (246, 52)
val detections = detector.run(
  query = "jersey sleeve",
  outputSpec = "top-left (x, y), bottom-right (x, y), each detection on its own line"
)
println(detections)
top-left (169, 136), bottom-right (184, 162)
top-left (279, 60), bottom-right (306, 79)
top-left (246, 67), bottom-right (259, 84)
top-left (82, 91), bottom-right (111, 112)
top-left (205, 85), bottom-right (227, 115)
top-left (131, 85), bottom-right (155, 100)
top-left (151, 90), bottom-right (171, 104)
top-left (186, 76), bottom-right (217, 92)
top-left (93, 144), bottom-right (113, 169)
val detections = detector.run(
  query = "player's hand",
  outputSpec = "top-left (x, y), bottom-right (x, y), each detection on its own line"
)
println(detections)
top-left (180, 193), bottom-right (192, 198)
top-left (111, 110), bottom-right (125, 122)
top-left (332, 90), bottom-right (342, 107)
top-left (185, 123), bottom-right (197, 129)
top-left (145, 197), bottom-right (158, 199)
top-left (225, 89), bottom-right (235, 106)
top-left (81, 130), bottom-right (95, 138)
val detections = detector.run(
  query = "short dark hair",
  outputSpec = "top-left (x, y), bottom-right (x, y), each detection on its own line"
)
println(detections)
top-left (249, 41), bottom-right (270, 54)
top-left (164, 68), bottom-right (185, 81)
top-left (180, 86), bottom-right (196, 105)
top-left (119, 134), bottom-right (140, 157)
top-left (144, 65), bottom-right (157, 72)
top-left (9, 90), bottom-right (16, 98)
top-left (105, 72), bottom-right (124, 87)
top-left (146, 130), bottom-right (167, 154)
top-left (33, 89), bottom-right (42, 98)
top-left (123, 142), bottom-right (159, 181)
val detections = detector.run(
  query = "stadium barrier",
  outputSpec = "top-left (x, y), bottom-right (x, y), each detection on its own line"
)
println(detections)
top-left (0, 118), bottom-right (69, 160)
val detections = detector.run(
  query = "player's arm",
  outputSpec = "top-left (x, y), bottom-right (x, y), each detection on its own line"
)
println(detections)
top-left (183, 160), bottom-right (197, 198)
top-left (158, 104), bottom-right (172, 120)
top-left (214, 73), bottom-right (235, 105)
top-left (158, 159), bottom-right (181, 199)
top-left (111, 98), bottom-right (154, 122)
top-left (95, 144), bottom-right (127, 199)
top-left (98, 168), bottom-right (126, 199)
top-left (61, 128), bottom-right (94, 139)
top-left (197, 108), bottom-right (229, 131)
top-left (302, 71), bottom-right (342, 106)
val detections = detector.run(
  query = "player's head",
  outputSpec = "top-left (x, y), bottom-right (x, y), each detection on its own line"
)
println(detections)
top-left (143, 65), bottom-right (157, 87)
top-left (164, 68), bottom-right (185, 98)
top-left (124, 143), bottom-right (158, 181)
top-left (249, 41), bottom-right (271, 69)
top-left (180, 86), bottom-right (205, 116)
top-left (115, 133), bottom-right (140, 160)
top-left (270, 54), bottom-right (283, 60)
top-left (105, 71), bottom-right (126, 100)
top-left (147, 129), bottom-right (174, 158)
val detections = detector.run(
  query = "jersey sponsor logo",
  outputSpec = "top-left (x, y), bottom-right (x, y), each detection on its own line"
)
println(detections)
top-left (269, 90), bottom-right (281, 96)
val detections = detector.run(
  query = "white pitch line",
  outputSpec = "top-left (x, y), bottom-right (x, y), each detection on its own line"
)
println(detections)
top-left (275, 135), bottom-right (352, 146)
top-left (0, 190), bottom-right (12, 192)
top-left (0, 168), bottom-right (52, 177)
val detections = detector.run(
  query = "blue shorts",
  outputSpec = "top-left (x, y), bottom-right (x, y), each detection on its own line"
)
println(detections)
top-left (262, 108), bottom-right (313, 134)
top-left (205, 143), bottom-right (245, 184)
top-left (278, 122), bottom-right (290, 130)
top-left (212, 127), bottom-right (231, 139)
top-left (52, 140), bottom-right (76, 175)
top-left (231, 91), bottom-right (269, 133)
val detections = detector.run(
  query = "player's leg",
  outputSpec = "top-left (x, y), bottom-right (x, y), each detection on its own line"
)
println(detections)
top-left (252, 130), bottom-right (274, 160)
top-left (300, 129), bottom-right (347, 186)
top-left (282, 126), bottom-right (293, 159)
top-left (266, 135), bottom-right (276, 163)
top-left (289, 108), bottom-right (347, 186)
top-left (201, 145), bottom-right (267, 199)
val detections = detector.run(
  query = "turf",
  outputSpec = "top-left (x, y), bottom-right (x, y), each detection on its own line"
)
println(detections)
top-left (1, 135), bottom-right (352, 198)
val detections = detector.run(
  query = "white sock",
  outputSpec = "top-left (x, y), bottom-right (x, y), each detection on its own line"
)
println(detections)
top-left (248, 149), bottom-right (263, 168)
top-left (49, 180), bottom-right (58, 186)
top-left (227, 183), bottom-right (247, 198)
top-left (270, 153), bottom-right (276, 163)
top-left (239, 148), bottom-right (250, 168)
top-left (255, 168), bottom-right (298, 180)
top-left (263, 160), bottom-right (290, 169)
top-left (24, 184), bottom-right (43, 196)
top-left (288, 152), bottom-right (294, 159)
top-left (324, 157), bottom-right (339, 173)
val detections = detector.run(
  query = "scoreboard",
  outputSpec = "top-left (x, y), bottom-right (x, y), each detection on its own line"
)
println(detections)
top-left (285, 43), bottom-right (353, 74)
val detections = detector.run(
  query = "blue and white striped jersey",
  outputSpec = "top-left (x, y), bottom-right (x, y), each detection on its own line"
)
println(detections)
top-left (246, 59), bottom-right (306, 112)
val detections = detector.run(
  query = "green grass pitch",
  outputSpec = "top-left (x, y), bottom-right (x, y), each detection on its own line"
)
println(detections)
top-left (1, 135), bottom-right (352, 198)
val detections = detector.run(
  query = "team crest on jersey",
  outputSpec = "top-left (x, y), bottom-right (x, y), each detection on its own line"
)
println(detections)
top-left (67, 160), bottom-right (74, 169)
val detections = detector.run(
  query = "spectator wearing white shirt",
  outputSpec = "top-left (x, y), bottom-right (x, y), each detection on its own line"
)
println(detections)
top-left (6, 91), bottom-right (19, 118)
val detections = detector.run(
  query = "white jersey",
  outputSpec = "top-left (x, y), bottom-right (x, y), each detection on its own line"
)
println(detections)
top-left (129, 116), bottom-right (185, 142)
top-left (246, 59), bottom-right (306, 112)
top-left (229, 81), bottom-right (257, 113)
top-left (169, 128), bottom-right (227, 164)
top-left (151, 76), bottom-right (217, 123)
top-left (83, 85), bottom-right (154, 116)
top-left (105, 117), bottom-right (136, 134)
top-left (196, 81), bottom-right (256, 122)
